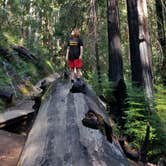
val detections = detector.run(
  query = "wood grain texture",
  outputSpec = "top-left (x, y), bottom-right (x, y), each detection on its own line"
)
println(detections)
top-left (18, 80), bottom-right (129, 166)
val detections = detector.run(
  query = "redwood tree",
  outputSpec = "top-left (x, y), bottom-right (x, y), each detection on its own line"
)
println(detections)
top-left (155, 0), bottom-right (166, 85)
top-left (107, 0), bottom-right (126, 122)
top-left (126, 0), bottom-right (153, 101)
top-left (126, 0), bottom-right (153, 160)
top-left (89, 0), bottom-right (101, 83)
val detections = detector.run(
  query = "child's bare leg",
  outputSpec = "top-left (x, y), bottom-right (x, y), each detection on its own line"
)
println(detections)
top-left (74, 67), bottom-right (77, 75)
top-left (70, 68), bottom-right (75, 81)
top-left (76, 68), bottom-right (82, 79)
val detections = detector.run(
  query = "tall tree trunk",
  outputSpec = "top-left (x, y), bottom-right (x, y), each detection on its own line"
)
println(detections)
top-left (126, 0), bottom-right (153, 107)
top-left (20, 1), bottom-right (26, 44)
top-left (89, 0), bottom-right (101, 83)
top-left (3, 0), bottom-right (8, 8)
top-left (107, 0), bottom-right (126, 122)
top-left (27, 0), bottom-right (33, 48)
top-left (34, 9), bottom-right (40, 44)
top-left (164, 1), bottom-right (166, 24)
top-left (126, 0), bottom-right (142, 87)
top-left (155, 0), bottom-right (166, 85)
top-left (107, 0), bottom-right (124, 83)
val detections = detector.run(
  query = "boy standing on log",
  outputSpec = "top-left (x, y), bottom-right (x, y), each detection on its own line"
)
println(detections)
top-left (66, 28), bottom-right (83, 83)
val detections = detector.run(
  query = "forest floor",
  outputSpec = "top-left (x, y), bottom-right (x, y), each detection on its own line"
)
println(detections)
top-left (0, 72), bottom-right (156, 166)
top-left (0, 99), bottom-right (34, 166)
top-left (0, 101), bottom-right (155, 166)
top-left (0, 73), bottom-right (59, 166)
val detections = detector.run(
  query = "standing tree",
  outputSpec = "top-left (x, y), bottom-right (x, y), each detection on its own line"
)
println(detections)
top-left (126, 0), bottom-right (153, 161)
top-left (107, 0), bottom-right (126, 122)
top-left (155, 0), bottom-right (166, 85)
top-left (126, 0), bottom-right (153, 102)
top-left (89, 0), bottom-right (101, 83)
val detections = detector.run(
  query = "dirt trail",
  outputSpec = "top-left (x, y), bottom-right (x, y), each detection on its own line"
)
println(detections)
top-left (5, 99), bottom-right (34, 112)
top-left (0, 73), bottom-right (59, 166)
top-left (0, 130), bottom-right (26, 166)
top-left (0, 99), bottom-right (34, 166)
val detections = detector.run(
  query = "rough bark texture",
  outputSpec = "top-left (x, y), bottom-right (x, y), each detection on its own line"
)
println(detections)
top-left (126, 0), bottom-right (142, 86)
top-left (155, 0), bottom-right (166, 85)
top-left (18, 80), bottom-right (129, 166)
top-left (107, 0), bottom-right (126, 123)
top-left (107, 0), bottom-right (123, 84)
top-left (138, 0), bottom-right (153, 100)
top-left (155, 0), bottom-right (166, 49)
top-left (126, 0), bottom-right (153, 101)
top-left (89, 0), bottom-right (101, 83)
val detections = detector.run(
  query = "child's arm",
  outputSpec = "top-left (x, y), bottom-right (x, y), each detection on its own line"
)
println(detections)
top-left (66, 47), bottom-right (69, 61)
top-left (79, 46), bottom-right (83, 59)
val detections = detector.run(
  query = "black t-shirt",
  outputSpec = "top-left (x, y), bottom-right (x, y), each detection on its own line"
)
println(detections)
top-left (67, 37), bottom-right (83, 60)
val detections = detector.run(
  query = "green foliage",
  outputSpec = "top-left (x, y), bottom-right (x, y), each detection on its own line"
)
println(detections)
top-left (154, 85), bottom-right (166, 124)
top-left (147, 85), bottom-right (166, 161)
top-left (12, 60), bottom-right (37, 80)
top-left (85, 71), bottom-right (116, 103)
top-left (0, 69), bottom-right (10, 86)
top-left (122, 83), bottom-right (149, 148)
top-left (0, 99), bottom-right (5, 112)
top-left (122, 83), bottom-right (166, 161)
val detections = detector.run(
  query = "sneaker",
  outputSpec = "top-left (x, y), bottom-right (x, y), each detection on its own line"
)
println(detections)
top-left (76, 78), bottom-right (80, 81)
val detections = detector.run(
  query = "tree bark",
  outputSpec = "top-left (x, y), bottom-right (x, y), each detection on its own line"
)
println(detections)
top-left (107, 0), bottom-right (126, 122)
top-left (27, 0), bottom-right (33, 48)
top-left (126, 0), bottom-right (153, 103)
top-left (18, 80), bottom-right (129, 166)
top-left (89, 0), bottom-right (101, 83)
top-left (107, 0), bottom-right (124, 84)
top-left (126, 0), bottom-right (142, 86)
top-left (155, 0), bottom-right (166, 85)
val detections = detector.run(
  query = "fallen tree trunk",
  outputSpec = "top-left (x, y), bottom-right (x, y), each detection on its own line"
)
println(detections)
top-left (11, 45), bottom-right (37, 62)
top-left (18, 79), bottom-right (129, 166)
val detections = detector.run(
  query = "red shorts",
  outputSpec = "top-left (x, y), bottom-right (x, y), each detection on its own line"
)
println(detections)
top-left (68, 59), bottom-right (83, 69)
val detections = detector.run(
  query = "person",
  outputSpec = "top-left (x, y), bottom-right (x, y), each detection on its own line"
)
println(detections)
top-left (65, 28), bottom-right (83, 83)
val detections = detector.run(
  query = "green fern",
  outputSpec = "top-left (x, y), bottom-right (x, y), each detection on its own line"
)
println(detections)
top-left (122, 83), bottom-right (166, 161)
top-left (122, 83), bottom-right (150, 149)
top-left (147, 85), bottom-right (166, 161)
